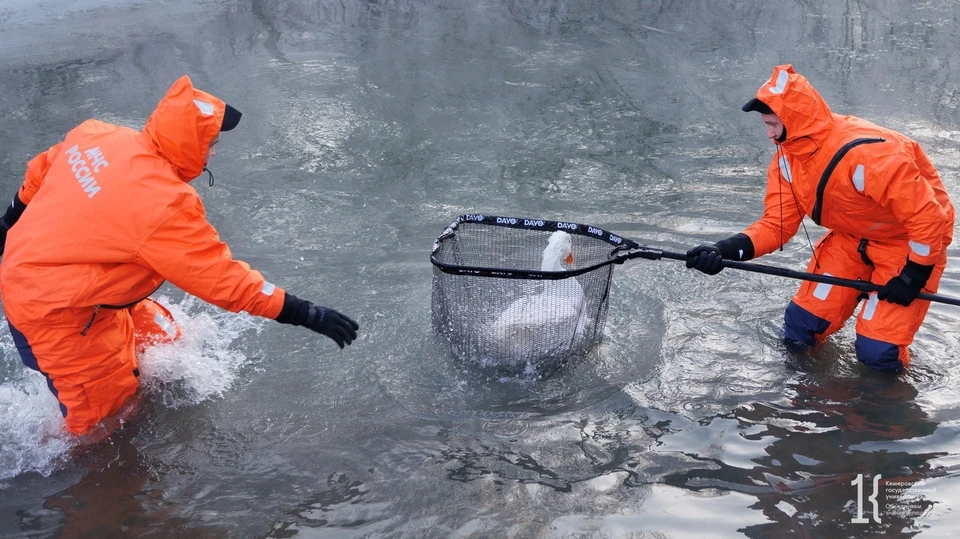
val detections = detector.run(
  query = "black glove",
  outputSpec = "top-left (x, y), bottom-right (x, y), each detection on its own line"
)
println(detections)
top-left (685, 233), bottom-right (755, 276)
top-left (275, 292), bottom-right (359, 348)
top-left (0, 193), bottom-right (27, 257)
top-left (686, 244), bottom-right (723, 275)
top-left (877, 260), bottom-right (934, 307)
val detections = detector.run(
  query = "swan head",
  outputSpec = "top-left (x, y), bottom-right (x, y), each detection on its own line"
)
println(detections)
top-left (542, 230), bottom-right (574, 271)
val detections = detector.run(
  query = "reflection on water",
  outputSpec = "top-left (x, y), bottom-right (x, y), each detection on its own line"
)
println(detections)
top-left (1, 0), bottom-right (960, 537)
top-left (659, 374), bottom-right (945, 536)
top-left (18, 427), bottom-right (231, 538)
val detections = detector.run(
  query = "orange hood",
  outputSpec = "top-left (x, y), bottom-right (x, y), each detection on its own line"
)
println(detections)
top-left (141, 75), bottom-right (226, 182)
top-left (749, 64), bottom-right (835, 145)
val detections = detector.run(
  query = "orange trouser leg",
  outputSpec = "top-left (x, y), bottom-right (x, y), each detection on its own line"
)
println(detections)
top-left (786, 231), bottom-right (945, 371)
top-left (10, 308), bottom-right (139, 435)
top-left (853, 240), bottom-right (945, 370)
top-left (788, 232), bottom-right (870, 343)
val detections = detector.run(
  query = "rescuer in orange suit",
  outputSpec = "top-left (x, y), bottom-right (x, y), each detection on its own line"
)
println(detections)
top-left (686, 64), bottom-right (954, 373)
top-left (0, 75), bottom-right (359, 436)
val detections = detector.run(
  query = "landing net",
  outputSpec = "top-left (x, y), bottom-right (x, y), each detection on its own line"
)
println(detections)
top-left (430, 214), bottom-right (641, 372)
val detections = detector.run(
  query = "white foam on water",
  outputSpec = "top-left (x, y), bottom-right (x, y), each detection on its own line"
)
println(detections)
top-left (0, 294), bottom-right (265, 481)
top-left (0, 371), bottom-right (75, 481)
top-left (137, 295), bottom-right (265, 408)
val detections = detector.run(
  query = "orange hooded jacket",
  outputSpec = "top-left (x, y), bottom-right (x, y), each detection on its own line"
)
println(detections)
top-left (741, 65), bottom-right (954, 267)
top-left (0, 75), bottom-right (285, 328)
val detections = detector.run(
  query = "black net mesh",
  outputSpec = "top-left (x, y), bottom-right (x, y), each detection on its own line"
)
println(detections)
top-left (431, 215), bottom-right (637, 372)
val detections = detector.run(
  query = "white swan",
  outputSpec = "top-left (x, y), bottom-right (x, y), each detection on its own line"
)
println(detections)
top-left (486, 230), bottom-right (587, 366)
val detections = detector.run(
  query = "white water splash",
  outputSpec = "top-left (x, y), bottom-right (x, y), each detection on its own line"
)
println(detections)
top-left (0, 294), bottom-right (264, 481)
top-left (0, 372), bottom-right (74, 480)
top-left (137, 295), bottom-right (265, 408)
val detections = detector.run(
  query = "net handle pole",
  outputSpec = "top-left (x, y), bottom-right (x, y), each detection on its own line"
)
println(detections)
top-left (642, 249), bottom-right (960, 307)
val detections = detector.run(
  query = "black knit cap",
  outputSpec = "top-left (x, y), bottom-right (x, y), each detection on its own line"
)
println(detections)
top-left (221, 104), bottom-right (242, 131)
top-left (742, 98), bottom-right (773, 114)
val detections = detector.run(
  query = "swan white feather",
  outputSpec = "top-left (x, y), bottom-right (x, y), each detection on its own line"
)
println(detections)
top-left (486, 231), bottom-right (586, 364)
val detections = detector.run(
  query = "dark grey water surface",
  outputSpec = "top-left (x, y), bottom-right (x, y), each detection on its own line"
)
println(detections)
top-left (2, 1), bottom-right (960, 537)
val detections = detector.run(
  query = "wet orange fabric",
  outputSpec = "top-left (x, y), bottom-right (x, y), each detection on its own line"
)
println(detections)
top-left (790, 231), bottom-right (945, 364)
top-left (13, 307), bottom-right (139, 434)
top-left (738, 65), bottom-right (953, 359)
top-left (1, 75), bottom-right (285, 324)
top-left (742, 65), bottom-right (954, 266)
top-left (131, 297), bottom-right (182, 355)
top-left (0, 75), bottom-right (286, 434)
top-left (10, 298), bottom-right (180, 435)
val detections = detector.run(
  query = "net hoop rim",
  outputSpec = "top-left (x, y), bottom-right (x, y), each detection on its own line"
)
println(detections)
top-left (430, 214), bottom-right (656, 279)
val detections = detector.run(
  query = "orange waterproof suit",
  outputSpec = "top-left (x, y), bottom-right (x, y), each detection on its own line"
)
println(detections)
top-left (740, 65), bottom-right (954, 371)
top-left (0, 76), bottom-right (286, 434)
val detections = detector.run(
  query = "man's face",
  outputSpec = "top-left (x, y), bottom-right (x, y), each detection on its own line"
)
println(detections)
top-left (760, 113), bottom-right (784, 141)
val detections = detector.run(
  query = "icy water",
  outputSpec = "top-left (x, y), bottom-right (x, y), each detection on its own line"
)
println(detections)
top-left (2, 1), bottom-right (960, 537)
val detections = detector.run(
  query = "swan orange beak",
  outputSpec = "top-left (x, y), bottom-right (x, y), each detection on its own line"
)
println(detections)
top-left (565, 252), bottom-right (574, 265)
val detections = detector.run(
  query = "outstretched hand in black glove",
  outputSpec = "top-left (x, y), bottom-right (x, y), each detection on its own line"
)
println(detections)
top-left (685, 233), bottom-right (755, 276)
top-left (275, 292), bottom-right (360, 348)
top-left (877, 260), bottom-right (934, 307)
